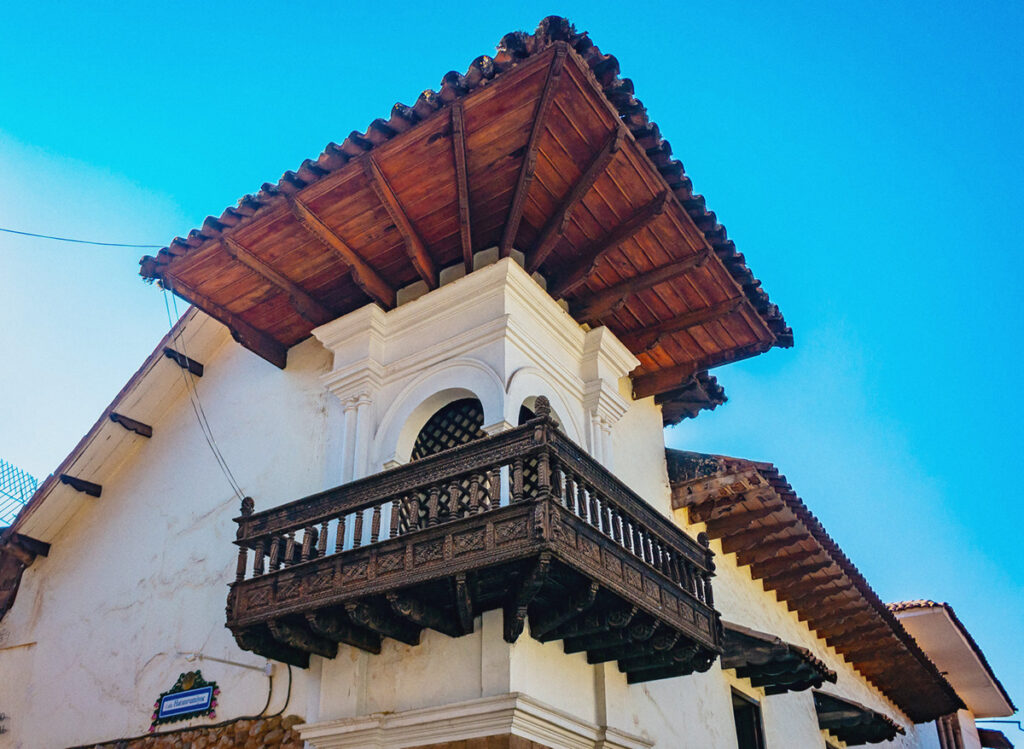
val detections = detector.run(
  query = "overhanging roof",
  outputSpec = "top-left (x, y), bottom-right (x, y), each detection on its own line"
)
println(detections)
top-left (722, 621), bottom-right (837, 694)
top-left (814, 691), bottom-right (905, 745)
top-left (666, 449), bottom-right (963, 723)
top-left (139, 17), bottom-right (790, 423)
top-left (889, 600), bottom-right (1016, 718)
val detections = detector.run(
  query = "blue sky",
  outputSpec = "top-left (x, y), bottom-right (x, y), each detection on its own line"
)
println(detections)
top-left (1, 0), bottom-right (1020, 722)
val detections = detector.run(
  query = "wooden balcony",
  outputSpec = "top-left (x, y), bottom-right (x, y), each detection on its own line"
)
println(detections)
top-left (227, 400), bottom-right (722, 683)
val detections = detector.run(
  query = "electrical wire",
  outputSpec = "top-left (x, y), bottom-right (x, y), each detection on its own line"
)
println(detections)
top-left (162, 287), bottom-right (245, 501)
top-left (167, 288), bottom-right (246, 500)
top-left (0, 226), bottom-right (162, 248)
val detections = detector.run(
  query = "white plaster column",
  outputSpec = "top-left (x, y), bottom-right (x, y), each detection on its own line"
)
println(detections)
top-left (580, 327), bottom-right (637, 469)
top-left (341, 397), bottom-right (359, 483)
top-left (352, 392), bottom-right (374, 480)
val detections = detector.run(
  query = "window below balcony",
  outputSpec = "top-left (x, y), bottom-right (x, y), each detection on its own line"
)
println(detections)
top-left (732, 690), bottom-right (766, 749)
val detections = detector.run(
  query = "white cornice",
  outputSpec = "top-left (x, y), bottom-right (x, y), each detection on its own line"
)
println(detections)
top-left (298, 692), bottom-right (652, 749)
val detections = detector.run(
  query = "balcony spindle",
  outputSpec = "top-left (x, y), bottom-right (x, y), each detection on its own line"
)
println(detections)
top-left (449, 480), bottom-right (461, 519)
top-left (269, 535), bottom-right (281, 569)
top-left (587, 485), bottom-right (599, 528)
top-left (468, 475), bottom-right (481, 513)
top-left (284, 533), bottom-right (296, 566)
top-left (252, 541), bottom-right (266, 577)
top-left (645, 534), bottom-right (655, 566)
top-left (488, 466), bottom-right (501, 510)
top-left (632, 524), bottom-right (644, 560)
top-left (564, 473), bottom-right (577, 514)
top-left (602, 501), bottom-right (614, 538)
top-left (335, 516), bottom-right (347, 553)
top-left (611, 508), bottom-right (623, 545)
top-left (512, 458), bottom-right (524, 502)
top-left (537, 448), bottom-right (551, 499)
top-left (427, 486), bottom-right (441, 526)
top-left (550, 457), bottom-right (563, 505)
top-left (353, 509), bottom-right (365, 548)
top-left (370, 505), bottom-right (382, 543)
top-left (409, 496), bottom-right (422, 531)
top-left (391, 497), bottom-right (404, 538)
top-left (235, 543), bottom-right (249, 582)
top-left (301, 527), bottom-right (314, 562)
top-left (319, 521), bottom-right (329, 557)
top-left (702, 572), bottom-right (715, 606)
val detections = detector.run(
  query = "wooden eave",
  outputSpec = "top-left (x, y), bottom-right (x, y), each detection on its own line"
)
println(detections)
top-left (139, 18), bottom-right (791, 423)
top-left (666, 448), bottom-right (964, 723)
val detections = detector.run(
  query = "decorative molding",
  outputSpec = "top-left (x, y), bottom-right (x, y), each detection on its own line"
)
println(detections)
top-left (298, 692), bottom-right (652, 749)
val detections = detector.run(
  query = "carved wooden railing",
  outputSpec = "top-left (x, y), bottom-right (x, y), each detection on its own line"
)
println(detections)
top-left (228, 398), bottom-right (721, 678)
top-left (232, 404), bottom-right (715, 609)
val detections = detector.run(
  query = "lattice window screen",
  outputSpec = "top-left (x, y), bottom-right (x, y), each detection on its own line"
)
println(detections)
top-left (411, 398), bottom-right (487, 460)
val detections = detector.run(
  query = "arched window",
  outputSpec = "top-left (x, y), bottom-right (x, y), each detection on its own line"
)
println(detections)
top-left (410, 398), bottom-right (487, 460)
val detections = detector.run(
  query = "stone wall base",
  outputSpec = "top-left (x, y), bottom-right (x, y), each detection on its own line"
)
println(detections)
top-left (82, 714), bottom-right (304, 749)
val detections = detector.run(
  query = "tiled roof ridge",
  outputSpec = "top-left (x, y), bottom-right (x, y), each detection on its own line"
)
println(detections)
top-left (888, 599), bottom-right (1017, 712)
top-left (664, 448), bottom-right (964, 719)
top-left (139, 16), bottom-right (791, 347)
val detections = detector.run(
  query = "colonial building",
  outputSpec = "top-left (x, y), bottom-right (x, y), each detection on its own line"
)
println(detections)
top-left (0, 17), bottom-right (1014, 749)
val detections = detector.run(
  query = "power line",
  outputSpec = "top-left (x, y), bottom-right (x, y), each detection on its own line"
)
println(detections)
top-left (0, 226), bottom-right (162, 248)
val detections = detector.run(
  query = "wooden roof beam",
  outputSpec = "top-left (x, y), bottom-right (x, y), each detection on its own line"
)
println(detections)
top-left (734, 535), bottom-right (805, 565)
top-left (549, 191), bottom-right (669, 299)
top-left (621, 297), bottom-right (745, 354)
top-left (500, 45), bottom-right (568, 259)
top-left (163, 346), bottom-right (204, 377)
top-left (59, 474), bottom-right (101, 498)
top-left (784, 586), bottom-right (858, 613)
top-left (760, 562), bottom-right (839, 590)
top-left (109, 412), bottom-right (153, 438)
top-left (720, 520), bottom-right (800, 554)
top-left (769, 571), bottom-right (848, 599)
top-left (363, 156), bottom-right (437, 289)
top-left (165, 278), bottom-right (287, 370)
top-left (451, 103), bottom-right (473, 273)
top-left (805, 605), bottom-right (869, 633)
top-left (633, 340), bottom-right (773, 400)
top-left (572, 249), bottom-right (715, 323)
top-left (527, 126), bottom-right (625, 273)
top-left (748, 549), bottom-right (822, 579)
top-left (704, 505), bottom-right (785, 536)
top-left (288, 196), bottom-right (396, 308)
top-left (825, 622), bottom-right (886, 649)
top-left (221, 237), bottom-right (334, 326)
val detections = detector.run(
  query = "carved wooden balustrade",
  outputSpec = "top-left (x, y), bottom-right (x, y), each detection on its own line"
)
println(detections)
top-left (227, 398), bottom-right (722, 683)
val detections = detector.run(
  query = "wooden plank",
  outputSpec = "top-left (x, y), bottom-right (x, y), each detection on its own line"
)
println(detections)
top-left (571, 248), bottom-right (713, 321)
top-left (620, 298), bottom-right (744, 354)
top-left (451, 103), bottom-right (473, 272)
top-left (499, 44), bottom-right (568, 258)
top-left (363, 156), bottom-right (437, 289)
top-left (10, 533), bottom-right (50, 558)
top-left (109, 412), bottom-right (153, 438)
top-left (720, 520), bottom-right (800, 554)
top-left (162, 346), bottom-right (204, 377)
top-left (527, 126), bottom-right (625, 273)
top-left (549, 191), bottom-right (669, 299)
top-left (221, 237), bottom-right (334, 325)
top-left (164, 278), bottom-right (288, 370)
top-left (59, 474), bottom-right (101, 498)
top-left (632, 340), bottom-right (772, 400)
top-left (288, 195), bottom-right (397, 308)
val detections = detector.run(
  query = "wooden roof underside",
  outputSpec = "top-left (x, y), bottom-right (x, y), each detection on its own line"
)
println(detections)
top-left (140, 18), bottom-right (791, 422)
top-left (666, 449), bottom-right (964, 723)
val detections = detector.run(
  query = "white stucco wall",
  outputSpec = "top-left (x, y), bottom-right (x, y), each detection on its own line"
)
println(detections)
top-left (1, 258), bottom-right (943, 748)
